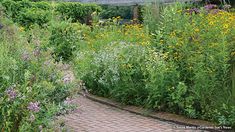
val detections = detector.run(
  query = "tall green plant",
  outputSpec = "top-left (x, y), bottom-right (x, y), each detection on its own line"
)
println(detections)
top-left (147, 2), bottom-right (235, 126)
top-left (143, 0), bottom-right (163, 33)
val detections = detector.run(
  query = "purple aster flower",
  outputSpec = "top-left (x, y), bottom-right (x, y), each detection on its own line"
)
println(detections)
top-left (21, 51), bottom-right (31, 61)
top-left (210, 9), bottom-right (221, 14)
top-left (27, 102), bottom-right (40, 112)
top-left (204, 4), bottom-right (217, 10)
top-left (33, 48), bottom-right (40, 57)
top-left (185, 8), bottom-right (200, 15)
top-left (6, 85), bottom-right (17, 100)
top-left (62, 74), bottom-right (73, 84)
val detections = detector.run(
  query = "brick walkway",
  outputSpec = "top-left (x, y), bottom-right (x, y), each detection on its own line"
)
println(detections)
top-left (61, 95), bottom-right (206, 132)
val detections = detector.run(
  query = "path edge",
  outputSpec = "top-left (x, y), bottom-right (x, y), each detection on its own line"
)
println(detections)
top-left (79, 92), bottom-right (231, 132)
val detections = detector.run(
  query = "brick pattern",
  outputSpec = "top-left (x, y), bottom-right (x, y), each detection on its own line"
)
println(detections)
top-left (61, 95), bottom-right (206, 132)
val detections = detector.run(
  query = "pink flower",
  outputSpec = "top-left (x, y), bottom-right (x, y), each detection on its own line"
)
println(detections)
top-left (6, 85), bottom-right (17, 100)
top-left (27, 102), bottom-right (40, 112)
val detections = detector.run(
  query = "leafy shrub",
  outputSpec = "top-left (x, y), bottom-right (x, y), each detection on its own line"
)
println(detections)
top-left (82, 22), bottom-right (151, 51)
top-left (1, 0), bottom-right (51, 28)
top-left (49, 21), bottom-right (88, 61)
top-left (100, 5), bottom-right (133, 19)
top-left (33, 1), bottom-right (51, 10)
top-left (55, 2), bottom-right (101, 23)
top-left (74, 43), bottom-right (180, 106)
top-left (0, 18), bottom-right (77, 131)
top-left (147, 3), bottom-right (235, 126)
top-left (17, 8), bottom-right (51, 28)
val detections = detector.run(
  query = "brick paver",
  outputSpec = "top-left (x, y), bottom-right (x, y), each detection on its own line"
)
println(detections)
top-left (61, 95), bottom-right (206, 132)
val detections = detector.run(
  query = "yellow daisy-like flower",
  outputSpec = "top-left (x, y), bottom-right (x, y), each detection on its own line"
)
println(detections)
top-left (223, 24), bottom-right (229, 29)
top-left (194, 28), bottom-right (200, 32)
top-left (19, 27), bottom-right (24, 32)
top-left (209, 21), bottom-right (214, 26)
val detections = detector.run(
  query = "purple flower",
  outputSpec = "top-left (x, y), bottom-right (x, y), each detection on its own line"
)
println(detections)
top-left (62, 74), bottom-right (73, 84)
top-left (27, 102), bottom-right (40, 112)
top-left (21, 51), bottom-right (30, 61)
top-left (210, 9), bottom-right (221, 14)
top-left (185, 8), bottom-right (200, 14)
top-left (6, 86), bottom-right (17, 100)
top-left (33, 48), bottom-right (40, 57)
top-left (204, 4), bottom-right (217, 10)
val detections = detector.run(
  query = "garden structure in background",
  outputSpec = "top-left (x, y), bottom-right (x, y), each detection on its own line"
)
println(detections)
top-left (75, 0), bottom-right (202, 22)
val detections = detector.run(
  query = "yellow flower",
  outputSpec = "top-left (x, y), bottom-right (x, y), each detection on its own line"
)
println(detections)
top-left (209, 21), bottom-right (214, 26)
top-left (19, 27), bottom-right (24, 32)
top-left (116, 16), bottom-right (121, 20)
top-left (194, 28), bottom-right (200, 32)
top-left (231, 51), bottom-right (235, 56)
top-left (170, 31), bottom-right (176, 37)
top-left (223, 24), bottom-right (229, 29)
top-left (177, 10), bottom-right (182, 13)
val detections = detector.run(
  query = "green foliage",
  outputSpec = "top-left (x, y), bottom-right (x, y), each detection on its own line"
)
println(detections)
top-left (75, 2), bottom-right (235, 128)
top-left (55, 2), bottom-right (101, 23)
top-left (17, 8), bottom-right (51, 28)
top-left (1, 0), bottom-right (51, 28)
top-left (49, 21), bottom-right (87, 62)
top-left (74, 43), bottom-right (180, 106)
top-left (0, 18), bottom-right (77, 131)
top-left (142, 1), bottom-right (163, 33)
top-left (216, 104), bottom-right (235, 127)
top-left (100, 5), bottom-right (133, 19)
top-left (145, 3), bottom-right (235, 126)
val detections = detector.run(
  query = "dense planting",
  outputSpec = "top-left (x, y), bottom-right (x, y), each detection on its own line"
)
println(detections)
top-left (151, 4), bottom-right (235, 125)
top-left (0, 20), bottom-right (77, 130)
top-left (1, 0), bottom-right (51, 28)
top-left (75, 4), bottom-right (235, 127)
top-left (1, 0), bottom-right (101, 27)
top-left (49, 21), bottom-right (85, 61)
top-left (56, 2), bottom-right (101, 23)
top-left (0, 0), bottom-right (235, 130)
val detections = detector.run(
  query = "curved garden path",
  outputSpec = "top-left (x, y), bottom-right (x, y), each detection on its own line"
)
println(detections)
top-left (61, 95), bottom-right (206, 132)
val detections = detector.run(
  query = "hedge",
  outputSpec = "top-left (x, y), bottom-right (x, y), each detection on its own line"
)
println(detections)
top-left (55, 2), bottom-right (102, 23)
top-left (1, 0), bottom-right (101, 27)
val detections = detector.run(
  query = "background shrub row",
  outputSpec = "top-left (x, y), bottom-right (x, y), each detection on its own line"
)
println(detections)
top-left (0, 0), bottom-right (101, 27)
